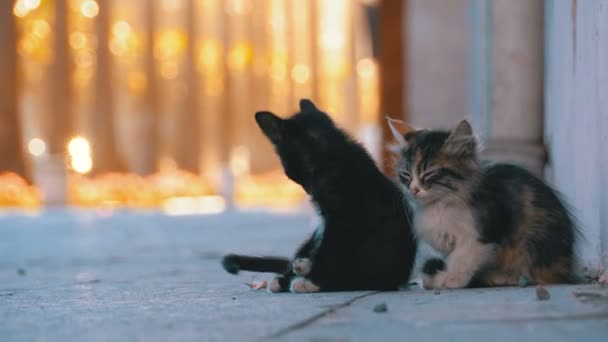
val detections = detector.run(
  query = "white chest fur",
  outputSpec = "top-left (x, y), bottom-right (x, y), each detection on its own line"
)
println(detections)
top-left (414, 200), bottom-right (478, 256)
top-left (310, 204), bottom-right (325, 253)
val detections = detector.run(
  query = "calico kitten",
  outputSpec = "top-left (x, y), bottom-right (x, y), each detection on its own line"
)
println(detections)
top-left (390, 119), bottom-right (578, 289)
top-left (222, 99), bottom-right (417, 292)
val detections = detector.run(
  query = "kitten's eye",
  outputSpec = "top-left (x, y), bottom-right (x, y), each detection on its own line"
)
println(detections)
top-left (421, 171), bottom-right (442, 185)
top-left (421, 168), bottom-right (463, 185)
top-left (398, 172), bottom-right (411, 184)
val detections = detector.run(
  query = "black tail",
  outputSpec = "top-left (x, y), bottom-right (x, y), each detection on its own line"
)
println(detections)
top-left (422, 258), bottom-right (446, 276)
top-left (221, 254), bottom-right (291, 274)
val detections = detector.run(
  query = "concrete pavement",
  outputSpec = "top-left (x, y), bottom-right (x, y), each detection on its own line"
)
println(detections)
top-left (1, 209), bottom-right (606, 341)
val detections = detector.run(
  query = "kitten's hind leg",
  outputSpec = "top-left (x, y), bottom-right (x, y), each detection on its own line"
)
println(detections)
top-left (480, 271), bottom-right (521, 287)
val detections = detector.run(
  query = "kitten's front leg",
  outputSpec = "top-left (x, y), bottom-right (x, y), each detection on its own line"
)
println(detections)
top-left (269, 274), bottom-right (292, 292)
top-left (432, 241), bottom-right (495, 289)
top-left (290, 277), bottom-right (320, 293)
top-left (269, 258), bottom-right (314, 292)
top-left (289, 259), bottom-right (320, 293)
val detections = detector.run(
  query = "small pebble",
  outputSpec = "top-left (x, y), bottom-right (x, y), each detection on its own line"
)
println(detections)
top-left (17, 268), bottom-right (26, 276)
top-left (519, 275), bottom-right (529, 287)
top-left (433, 289), bottom-right (441, 295)
top-left (373, 302), bottom-right (388, 313)
top-left (536, 285), bottom-right (550, 300)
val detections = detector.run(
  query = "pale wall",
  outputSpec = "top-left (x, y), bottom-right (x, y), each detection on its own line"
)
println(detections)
top-left (544, 0), bottom-right (608, 270)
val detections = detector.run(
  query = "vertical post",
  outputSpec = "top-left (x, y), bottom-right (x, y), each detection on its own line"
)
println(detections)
top-left (198, 0), bottom-right (225, 186)
top-left (469, 0), bottom-right (545, 176)
top-left (174, 0), bottom-right (201, 173)
top-left (378, 0), bottom-right (406, 175)
top-left (48, 0), bottom-right (72, 154)
top-left (141, 0), bottom-right (159, 175)
top-left (92, 0), bottom-right (125, 174)
top-left (38, 0), bottom-right (72, 205)
top-left (0, 0), bottom-right (28, 179)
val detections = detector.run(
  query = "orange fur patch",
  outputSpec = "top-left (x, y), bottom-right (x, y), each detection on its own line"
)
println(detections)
top-left (529, 257), bottom-right (571, 284)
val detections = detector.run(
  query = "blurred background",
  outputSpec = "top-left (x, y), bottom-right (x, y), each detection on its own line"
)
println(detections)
top-left (1, 0), bottom-right (382, 212)
top-left (0, 0), bottom-right (606, 269)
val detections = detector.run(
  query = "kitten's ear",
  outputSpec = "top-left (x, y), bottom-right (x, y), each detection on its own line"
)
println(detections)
top-left (443, 120), bottom-right (476, 156)
top-left (255, 111), bottom-right (284, 144)
top-left (299, 99), bottom-right (319, 112)
top-left (386, 117), bottom-right (417, 150)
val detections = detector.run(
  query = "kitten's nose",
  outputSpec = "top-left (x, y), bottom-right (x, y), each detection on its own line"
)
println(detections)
top-left (410, 186), bottom-right (420, 196)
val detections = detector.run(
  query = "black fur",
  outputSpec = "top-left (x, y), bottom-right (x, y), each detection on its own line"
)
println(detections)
top-left (221, 99), bottom-right (417, 292)
top-left (422, 258), bottom-right (446, 276)
top-left (470, 164), bottom-right (576, 269)
top-left (221, 254), bottom-right (291, 274)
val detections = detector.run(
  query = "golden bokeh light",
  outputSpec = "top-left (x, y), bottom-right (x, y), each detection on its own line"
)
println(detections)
top-left (13, 2), bottom-right (29, 18)
top-left (32, 20), bottom-right (51, 39)
top-left (0, 173), bottom-right (41, 208)
top-left (109, 21), bottom-right (140, 58)
top-left (28, 138), bottom-right (47, 157)
top-left (109, 38), bottom-right (127, 56)
top-left (356, 58), bottom-right (377, 79)
top-left (68, 136), bottom-right (91, 158)
top-left (291, 64), bottom-right (310, 84)
top-left (72, 155), bottom-right (93, 174)
top-left (8, 0), bottom-right (372, 212)
top-left (154, 30), bottom-right (188, 61)
top-left (197, 40), bottom-right (221, 71)
top-left (113, 21), bottom-right (132, 40)
top-left (13, 0), bottom-right (41, 18)
top-left (80, 0), bottom-right (99, 19)
top-left (68, 137), bottom-right (93, 175)
top-left (227, 42), bottom-right (253, 70)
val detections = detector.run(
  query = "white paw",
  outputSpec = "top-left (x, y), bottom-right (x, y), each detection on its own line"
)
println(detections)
top-left (269, 277), bottom-right (282, 293)
top-left (246, 280), bottom-right (267, 291)
top-left (434, 271), bottom-right (469, 289)
top-left (290, 277), bottom-right (320, 293)
top-left (292, 258), bottom-right (312, 276)
top-left (422, 274), bottom-right (435, 290)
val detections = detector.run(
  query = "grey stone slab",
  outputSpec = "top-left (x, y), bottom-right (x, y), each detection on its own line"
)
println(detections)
top-left (283, 285), bottom-right (608, 342)
top-left (0, 209), bottom-right (346, 341)
top-left (1, 210), bottom-right (607, 342)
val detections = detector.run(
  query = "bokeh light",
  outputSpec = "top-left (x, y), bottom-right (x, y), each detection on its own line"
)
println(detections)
top-left (28, 138), bottom-right (47, 157)
top-left (68, 137), bottom-right (91, 157)
top-left (291, 64), bottom-right (310, 84)
top-left (80, 0), bottom-right (100, 19)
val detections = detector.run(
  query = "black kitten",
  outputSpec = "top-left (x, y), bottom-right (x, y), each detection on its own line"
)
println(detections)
top-left (222, 99), bottom-right (417, 292)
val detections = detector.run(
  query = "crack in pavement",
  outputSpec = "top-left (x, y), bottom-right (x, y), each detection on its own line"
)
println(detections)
top-left (262, 291), bottom-right (379, 340)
